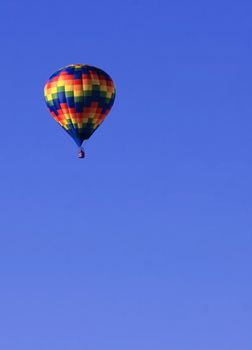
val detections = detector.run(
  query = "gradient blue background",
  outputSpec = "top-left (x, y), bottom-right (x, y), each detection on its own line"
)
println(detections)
top-left (0, 0), bottom-right (251, 349)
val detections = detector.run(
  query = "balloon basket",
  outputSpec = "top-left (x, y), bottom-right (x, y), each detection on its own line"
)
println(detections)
top-left (78, 148), bottom-right (85, 159)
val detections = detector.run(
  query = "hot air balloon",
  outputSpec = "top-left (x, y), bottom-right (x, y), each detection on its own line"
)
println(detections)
top-left (44, 64), bottom-right (116, 158)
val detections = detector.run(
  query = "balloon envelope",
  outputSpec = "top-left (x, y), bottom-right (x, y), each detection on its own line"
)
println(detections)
top-left (44, 64), bottom-right (116, 146)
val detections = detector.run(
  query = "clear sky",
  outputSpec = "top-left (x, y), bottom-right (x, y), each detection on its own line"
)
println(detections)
top-left (0, 0), bottom-right (251, 349)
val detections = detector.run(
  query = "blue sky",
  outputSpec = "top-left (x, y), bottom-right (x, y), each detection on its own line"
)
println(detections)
top-left (0, 0), bottom-right (252, 349)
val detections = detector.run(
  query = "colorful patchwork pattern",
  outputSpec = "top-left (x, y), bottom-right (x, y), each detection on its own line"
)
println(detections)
top-left (44, 64), bottom-right (116, 146)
